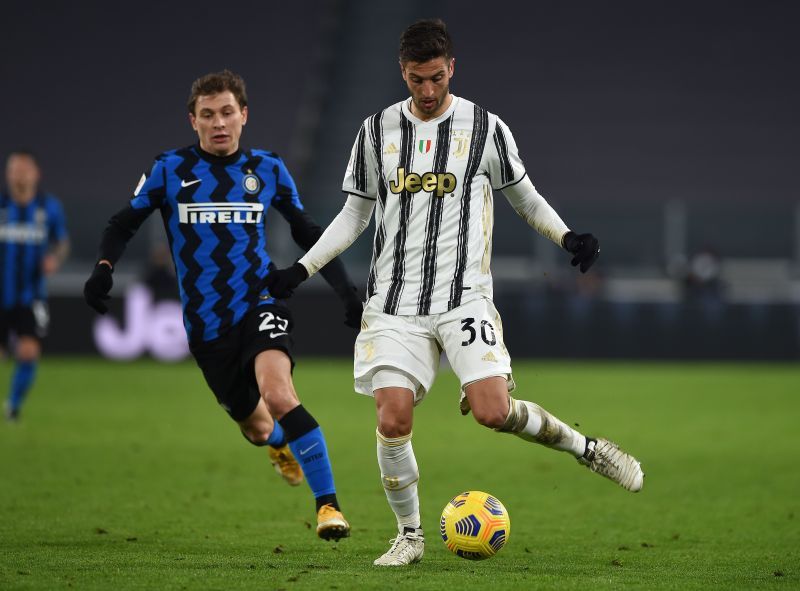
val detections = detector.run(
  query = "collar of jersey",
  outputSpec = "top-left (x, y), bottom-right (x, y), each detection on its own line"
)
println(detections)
top-left (402, 94), bottom-right (459, 126)
top-left (194, 143), bottom-right (243, 166)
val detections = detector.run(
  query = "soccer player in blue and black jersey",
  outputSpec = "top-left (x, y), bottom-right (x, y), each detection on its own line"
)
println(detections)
top-left (1, 151), bottom-right (69, 421)
top-left (83, 70), bottom-right (360, 541)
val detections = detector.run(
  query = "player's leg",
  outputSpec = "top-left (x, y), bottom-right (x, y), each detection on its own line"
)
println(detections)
top-left (465, 377), bottom-right (588, 455)
top-left (5, 336), bottom-right (40, 421)
top-left (372, 377), bottom-right (425, 566)
top-left (253, 349), bottom-right (348, 541)
top-left (236, 395), bottom-right (301, 486)
top-left (354, 303), bottom-right (438, 566)
top-left (467, 379), bottom-right (643, 491)
top-left (5, 305), bottom-right (46, 421)
top-left (442, 298), bottom-right (643, 492)
top-left (189, 323), bottom-right (297, 487)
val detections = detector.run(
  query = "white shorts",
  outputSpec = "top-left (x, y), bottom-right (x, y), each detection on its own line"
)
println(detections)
top-left (354, 297), bottom-right (515, 404)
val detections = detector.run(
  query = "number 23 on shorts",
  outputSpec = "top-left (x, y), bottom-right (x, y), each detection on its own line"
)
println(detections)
top-left (259, 311), bottom-right (289, 338)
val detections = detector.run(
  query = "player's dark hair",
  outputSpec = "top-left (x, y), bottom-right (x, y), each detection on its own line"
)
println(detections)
top-left (6, 149), bottom-right (38, 165)
top-left (399, 19), bottom-right (453, 64)
top-left (187, 70), bottom-right (248, 114)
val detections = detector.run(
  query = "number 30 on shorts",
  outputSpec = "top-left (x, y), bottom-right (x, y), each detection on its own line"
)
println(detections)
top-left (460, 317), bottom-right (497, 346)
top-left (258, 311), bottom-right (289, 336)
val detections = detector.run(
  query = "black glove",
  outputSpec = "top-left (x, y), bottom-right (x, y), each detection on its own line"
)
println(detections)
top-left (562, 231), bottom-right (600, 273)
top-left (343, 289), bottom-right (363, 329)
top-left (264, 262), bottom-right (309, 299)
top-left (84, 263), bottom-right (114, 314)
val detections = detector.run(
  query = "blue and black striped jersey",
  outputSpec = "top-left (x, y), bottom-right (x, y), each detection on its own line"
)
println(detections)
top-left (100, 144), bottom-right (356, 344)
top-left (0, 192), bottom-right (68, 308)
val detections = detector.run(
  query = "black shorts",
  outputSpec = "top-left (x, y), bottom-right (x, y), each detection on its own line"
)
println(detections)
top-left (189, 303), bottom-right (295, 422)
top-left (0, 302), bottom-right (49, 346)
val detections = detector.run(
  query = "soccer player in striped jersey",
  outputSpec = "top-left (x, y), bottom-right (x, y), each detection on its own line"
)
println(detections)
top-left (1, 151), bottom-right (69, 422)
top-left (83, 70), bottom-right (358, 541)
top-left (267, 20), bottom-right (644, 564)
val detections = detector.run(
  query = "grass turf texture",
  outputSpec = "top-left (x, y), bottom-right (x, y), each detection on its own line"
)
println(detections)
top-left (1, 359), bottom-right (798, 590)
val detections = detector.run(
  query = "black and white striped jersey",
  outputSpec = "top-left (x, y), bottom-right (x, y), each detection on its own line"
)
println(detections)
top-left (343, 95), bottom-right (526, 316)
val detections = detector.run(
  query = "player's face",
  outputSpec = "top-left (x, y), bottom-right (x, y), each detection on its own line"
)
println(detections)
top-left (5, 154), bottom-right (40, 204)
top-left (401, 57), bottom-right (454, 120)
top-left (189, 91), bottom-right (248, 156)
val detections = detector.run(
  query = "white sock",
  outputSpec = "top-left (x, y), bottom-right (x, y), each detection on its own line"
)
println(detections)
top-left (500, 397), bottom-right (587, 457)
top-left (376, 429), bottom-right (421, 531)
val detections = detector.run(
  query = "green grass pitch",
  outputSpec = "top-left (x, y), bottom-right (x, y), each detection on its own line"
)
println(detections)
top-left (1, 358), bottom-right (798, 590)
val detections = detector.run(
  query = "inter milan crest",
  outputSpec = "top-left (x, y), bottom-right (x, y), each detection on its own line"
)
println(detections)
top-left (418, 139), bottom-right (432, 154)
top-left (242, 174), bottom-right (261, 195)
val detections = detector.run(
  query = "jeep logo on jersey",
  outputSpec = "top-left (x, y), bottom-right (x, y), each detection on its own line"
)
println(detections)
top-left (177, 202), bottom-right (264, 224)
top-left (389, 167), bottom-right (457, 198)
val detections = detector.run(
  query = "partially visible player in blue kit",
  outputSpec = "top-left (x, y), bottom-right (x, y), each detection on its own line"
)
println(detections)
top-left (83, 70), bottom-right (360, 541)
top-left (1, 151), bottom-right (69, 422)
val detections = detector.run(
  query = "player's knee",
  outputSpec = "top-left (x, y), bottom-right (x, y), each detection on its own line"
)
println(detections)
top-left (377, 416), bottom-right (412, 438)
top-left (471, 405), bottom-right (507, 429)
top-left (15, 339), bottom-right (40, 362)
top-left (261, 383), bottom-right (299, 417)
top-left (241, 424), bottom-right (274, 446)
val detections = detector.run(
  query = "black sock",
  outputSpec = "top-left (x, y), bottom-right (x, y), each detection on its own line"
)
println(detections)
top-left (278, 404), bottom-right (319, 442)
top-left (315, 493), bottom-right (340, 511)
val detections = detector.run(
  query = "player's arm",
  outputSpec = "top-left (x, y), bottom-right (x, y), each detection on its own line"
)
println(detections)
top-left (489, 117), bottom-right (599, 272)
top-left (84, 161), bottom-right (165, 313)
top-left (42, 197), bottom-right (69, 275)
top-left (266, 195), bottom-right (375, 298)
top-left (43, 239), bottom-right (70, 275)
top-left (271, 193), bottom-right (367, 328)
top-left (266, 122), bottom-right (379, 299)
top-left (501, 177), bottom-right (598, 272)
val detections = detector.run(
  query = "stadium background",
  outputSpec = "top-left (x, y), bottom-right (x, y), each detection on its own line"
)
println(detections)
top-left (3, 3), bottom-right (799, 589)
top-left (1, 0), bottom-right (799, 359)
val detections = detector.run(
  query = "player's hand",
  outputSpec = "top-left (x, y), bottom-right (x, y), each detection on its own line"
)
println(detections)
top-left (343, 290), bottom-right (363, 329)
top-left (562, 231), bottom-right (600, 273)
top-left (84, 262), bottom-right (114, 314)
top-left (42, 254), bottom-right (59, 275)
top-left (264, 262), bottom-right (309, 299)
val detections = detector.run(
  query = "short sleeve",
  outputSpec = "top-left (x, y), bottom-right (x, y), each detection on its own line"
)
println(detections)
top-left (272, 157), bottom-right (304, 210)
top-left (47, 197), bottom-right (68, 242)
top-left (485, 117), bottom-right (527, 191)
top-left (341, 121), bottom-right (379, 199)
top-left (130, 158), bottom-right (167, 211)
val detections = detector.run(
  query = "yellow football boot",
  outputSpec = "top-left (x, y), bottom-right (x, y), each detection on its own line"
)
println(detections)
top-left (268, 445), bottom-right (303, 486)
top-left (316, 504), bottom-right (350, 541)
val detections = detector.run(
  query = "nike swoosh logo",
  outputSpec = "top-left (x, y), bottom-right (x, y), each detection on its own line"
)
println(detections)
top-left (299, 441), bottom-right (319, 455)
top-left (269, 331), bottom-right (288, 338)
top-left (181, 179), bottom-right (201, 187)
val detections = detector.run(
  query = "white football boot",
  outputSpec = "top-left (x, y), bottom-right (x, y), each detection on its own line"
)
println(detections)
top-left (373, 528), bottom-right (424, 566)
top-left (578, 438), bottom-right (644, 492)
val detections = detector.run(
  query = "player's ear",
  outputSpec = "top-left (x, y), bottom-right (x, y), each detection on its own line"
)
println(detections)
top-left (241, 105), bottom-right (248, 126)
top-left (399, 60), bottom-right (407, 81)
top-left (449, 58), bottom-right (455, 78)
top-left (189, 112), bottom-right (198, 131)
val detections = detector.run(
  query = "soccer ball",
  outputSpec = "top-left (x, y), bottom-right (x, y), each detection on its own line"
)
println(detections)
top-left (440, 490), bottom-right (511, 560)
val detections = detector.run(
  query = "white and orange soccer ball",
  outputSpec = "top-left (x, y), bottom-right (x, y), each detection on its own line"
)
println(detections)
top-left (440, 491), bottom-right (511, 560)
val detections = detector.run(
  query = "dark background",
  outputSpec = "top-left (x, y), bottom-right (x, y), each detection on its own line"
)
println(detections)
top-left (2, 0), bottom-right (799, 358)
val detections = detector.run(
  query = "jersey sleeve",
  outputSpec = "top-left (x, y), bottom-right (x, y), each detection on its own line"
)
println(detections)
top-left (271, 157), bottom-right (304, 210)
top-left (130, 158), bottom-right (167, 211)
top-left (485, 117), bottom-right (527, 190)
top-left (97, 158), bottom-right (165, 265)
top-left (341, 121), bottom-right (379, 199)
top-left (46, 197), bottom-right (68, 243)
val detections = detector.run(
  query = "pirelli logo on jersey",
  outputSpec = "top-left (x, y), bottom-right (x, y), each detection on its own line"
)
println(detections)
top-left (0, 223), bottom-right (47, 243)
top-left (177, 202), bottom-right (264, 224)
top-left (389, 167), bottom-right (457, 198)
